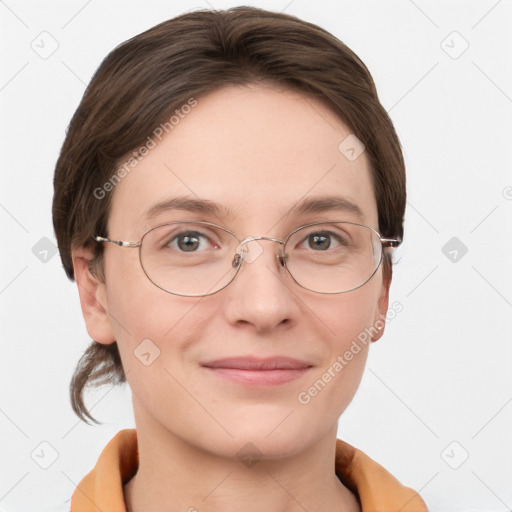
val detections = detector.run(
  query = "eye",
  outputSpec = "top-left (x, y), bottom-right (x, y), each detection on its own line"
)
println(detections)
top-left (298, 229), bottom-right (351, 251)
top-left (164, 229), bottom-right (220, 253)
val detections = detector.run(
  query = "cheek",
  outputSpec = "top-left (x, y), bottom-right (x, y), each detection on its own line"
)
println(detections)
top-left (102, 250), bottom-right (195, 371)
top-left (299, 271), bottom-right (383, 412)
top-left (103, 273), bottom-right (201, 421)
top-left (320, 269), bottom-right (383, 352)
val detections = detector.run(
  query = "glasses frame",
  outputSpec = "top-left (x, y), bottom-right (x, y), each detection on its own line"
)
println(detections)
top-left (93, 220), bottom-right (401, 297)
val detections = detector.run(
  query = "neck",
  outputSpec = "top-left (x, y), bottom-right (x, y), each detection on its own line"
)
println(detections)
top-left (124, 404), bottom-right (360, 512)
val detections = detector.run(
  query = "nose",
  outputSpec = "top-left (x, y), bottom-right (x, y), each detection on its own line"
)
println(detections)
top-left (223, 238), bottom-right (298, 334)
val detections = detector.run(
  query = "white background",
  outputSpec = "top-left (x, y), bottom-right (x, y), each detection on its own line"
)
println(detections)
top-left (1, 1), bottom-right (511, 511)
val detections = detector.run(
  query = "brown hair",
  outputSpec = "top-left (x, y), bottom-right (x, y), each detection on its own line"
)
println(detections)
top-left (52, 6), bottom-right (406, 424)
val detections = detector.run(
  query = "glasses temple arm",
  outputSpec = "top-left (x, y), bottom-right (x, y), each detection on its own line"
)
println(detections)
top-left (381, 238), bottom-right (402, 249)
top-left (93, 235), bottom-right (140, 248)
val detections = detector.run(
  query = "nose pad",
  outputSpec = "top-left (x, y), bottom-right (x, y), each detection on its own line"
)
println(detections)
top-left (232, 253), bottom-right (242, 269)
top-left (237, 239), bottom-right (265, 264)
top-left (231, 250), bottom-right (286, 271)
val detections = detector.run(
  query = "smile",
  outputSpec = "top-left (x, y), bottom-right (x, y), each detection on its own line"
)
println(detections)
top-left (201, 356), bottom-right (313, 387)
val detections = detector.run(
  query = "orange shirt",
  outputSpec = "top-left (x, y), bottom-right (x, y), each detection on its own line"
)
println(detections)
top-left (71, 429), bottom-right (427, 511)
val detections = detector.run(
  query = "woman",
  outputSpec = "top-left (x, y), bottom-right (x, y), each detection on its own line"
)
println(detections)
top-left (52, 6), bottom-right (427, 511)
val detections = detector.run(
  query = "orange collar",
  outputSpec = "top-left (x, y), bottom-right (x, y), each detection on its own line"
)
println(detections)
top-left (71, 429), bottom-right (426, 511)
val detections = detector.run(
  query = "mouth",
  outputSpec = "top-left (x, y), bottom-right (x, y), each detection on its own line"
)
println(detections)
top-left (201, 356), bottom-right (313, 387)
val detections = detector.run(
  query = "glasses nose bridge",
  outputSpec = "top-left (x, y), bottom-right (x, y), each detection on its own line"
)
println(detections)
top-left (239, 235), bottom-right (284, 245)
top-left (236, 235), bottom-right (286, 265)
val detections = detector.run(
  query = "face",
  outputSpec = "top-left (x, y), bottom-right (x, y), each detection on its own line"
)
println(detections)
top-left (75, 83), bottom-right (390, 458)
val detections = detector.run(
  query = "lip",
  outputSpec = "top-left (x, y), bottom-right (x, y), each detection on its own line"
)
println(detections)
top-left (201, 356), bottom-right (313, 387)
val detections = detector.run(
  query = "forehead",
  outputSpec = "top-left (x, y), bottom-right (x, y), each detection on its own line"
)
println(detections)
top-left (108, 84), bottom-right (377, 236)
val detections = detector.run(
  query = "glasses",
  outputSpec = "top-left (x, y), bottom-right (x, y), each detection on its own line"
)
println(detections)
top-left (93, 220), bottom-right (401, 297)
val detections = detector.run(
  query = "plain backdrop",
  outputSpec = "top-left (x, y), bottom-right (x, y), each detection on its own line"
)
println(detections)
top-left (1, 1), bottom-right (511, 511)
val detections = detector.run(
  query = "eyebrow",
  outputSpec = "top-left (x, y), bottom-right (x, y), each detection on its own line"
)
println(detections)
top-left (289, 195), bottom-right (364, 220)
top-left (142, 194), bottom-right (364, 222)
top-left (143, 196), bottom-right (237, 220)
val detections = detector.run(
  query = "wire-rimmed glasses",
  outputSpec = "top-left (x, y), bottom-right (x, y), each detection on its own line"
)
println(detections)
top-left (93, 220), bottom-right (401, 297)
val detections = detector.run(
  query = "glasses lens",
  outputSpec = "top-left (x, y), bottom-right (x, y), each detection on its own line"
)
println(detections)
top-left (284, 222), bottom-right (382, 293)
top-left (140, 222), bottom-right (240, 296)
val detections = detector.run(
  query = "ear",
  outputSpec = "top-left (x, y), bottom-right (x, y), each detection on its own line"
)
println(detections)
top-left (72, 246), bottom-right (116, 345)
top-left (371, 265), bottom-right (392, 343)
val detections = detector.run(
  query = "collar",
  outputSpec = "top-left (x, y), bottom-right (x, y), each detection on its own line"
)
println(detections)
top-left (71, 429), bottom-right (427, 511)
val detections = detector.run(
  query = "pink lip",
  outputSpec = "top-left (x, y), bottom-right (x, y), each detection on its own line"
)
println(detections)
top-left (201, 357), bottom-right (313, 387)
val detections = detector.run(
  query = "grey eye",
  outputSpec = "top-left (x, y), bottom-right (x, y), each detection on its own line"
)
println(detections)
top-left (175, 232), bottom-right (202, 252)
top-left (307, 233), bottom-right (331, 250)
top-left (163, 230), bottom-right (216, 253)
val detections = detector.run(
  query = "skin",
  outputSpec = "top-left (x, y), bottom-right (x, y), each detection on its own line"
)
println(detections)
top-left (72, 83), bottom-right (391, 512)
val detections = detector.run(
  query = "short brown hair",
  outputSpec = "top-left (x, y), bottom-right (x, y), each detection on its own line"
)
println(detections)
top-left (52, 6), bottom-right (406, 424)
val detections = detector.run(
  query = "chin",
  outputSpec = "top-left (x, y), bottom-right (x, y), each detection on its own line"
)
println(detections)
top-left (218, 417), bottom-right (326, 460)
